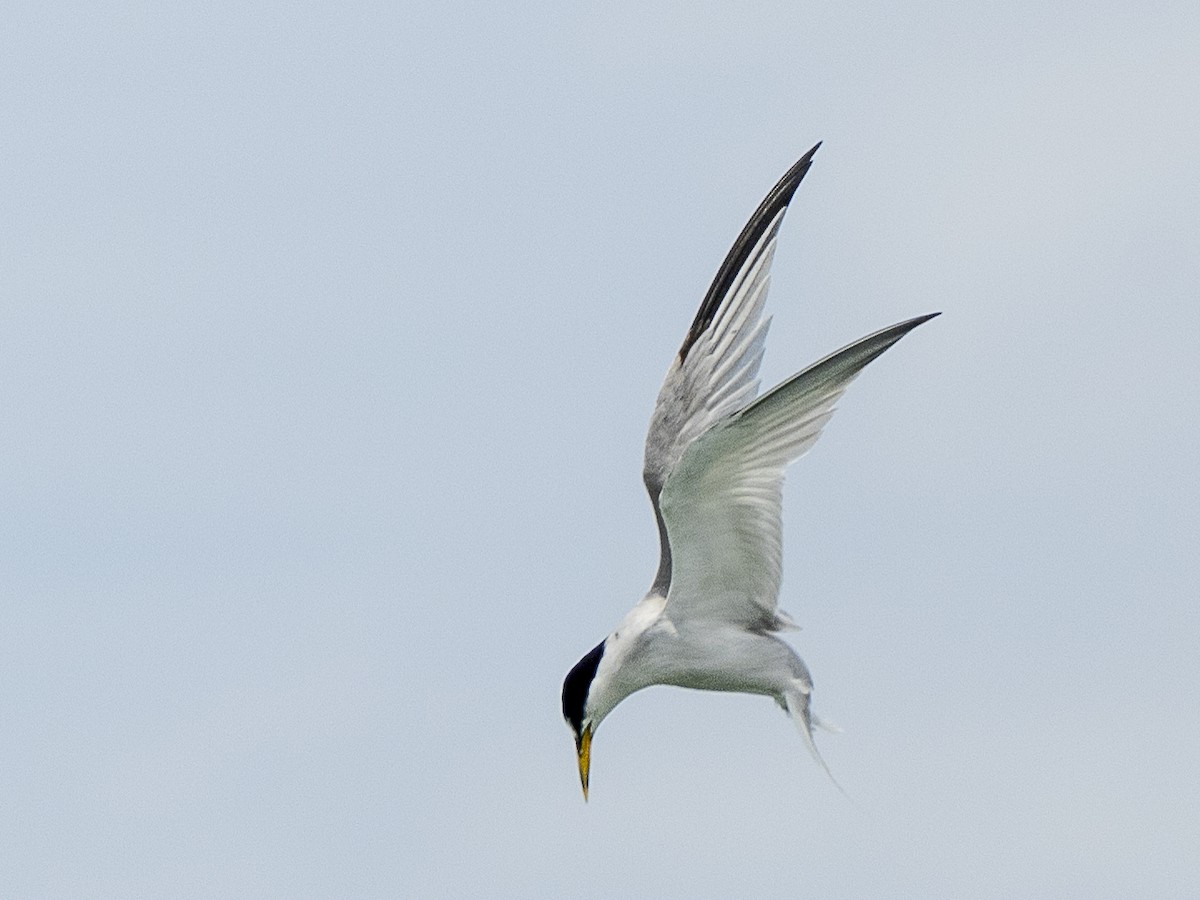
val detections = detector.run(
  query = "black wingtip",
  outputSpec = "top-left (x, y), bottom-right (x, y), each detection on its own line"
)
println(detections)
top-left (765, 141), bottom-right (822, 213)
top-left (679, 142), bottom-right (823, 362)
top-left (884, 311), bottom-right (942, 343)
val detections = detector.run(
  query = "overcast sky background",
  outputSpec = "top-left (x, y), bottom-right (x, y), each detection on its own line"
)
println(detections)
top-left (4, 3), bottom-right (1199, 897)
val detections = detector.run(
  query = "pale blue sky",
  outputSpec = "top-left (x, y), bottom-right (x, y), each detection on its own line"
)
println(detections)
top-left (3, 2), bottom-right (1199, 897)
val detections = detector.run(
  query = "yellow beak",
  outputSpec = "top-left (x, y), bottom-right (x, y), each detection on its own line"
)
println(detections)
top-left (576, 725), bottom-right (593, 801)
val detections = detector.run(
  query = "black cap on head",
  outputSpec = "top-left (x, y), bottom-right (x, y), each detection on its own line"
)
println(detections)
top-left (561, 641), bottom-right (605, 736)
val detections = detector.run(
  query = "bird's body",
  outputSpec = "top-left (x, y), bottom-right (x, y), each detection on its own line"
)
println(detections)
top-left (562, 143), bottom-right (937, 798)
top-left (587, 595), bottom-right (808, 708)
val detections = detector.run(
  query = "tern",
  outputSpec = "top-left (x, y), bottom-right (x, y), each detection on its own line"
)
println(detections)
top-left (561, 143), bottom-right (937, 799)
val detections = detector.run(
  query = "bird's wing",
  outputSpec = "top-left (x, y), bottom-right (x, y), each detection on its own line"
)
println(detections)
top-left (643, 143), bottom-right (821, 596)
top-left (661, 314), bottom-right (939, 630)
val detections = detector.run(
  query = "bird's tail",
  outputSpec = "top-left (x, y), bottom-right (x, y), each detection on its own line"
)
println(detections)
top-left (783, 682), bottom-right (849, 798)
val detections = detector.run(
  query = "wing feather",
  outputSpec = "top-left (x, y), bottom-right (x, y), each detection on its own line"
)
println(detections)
top-left (660, 314), bottom-right (940, 629)
top-left (643, 144), bottom-right (822, 595)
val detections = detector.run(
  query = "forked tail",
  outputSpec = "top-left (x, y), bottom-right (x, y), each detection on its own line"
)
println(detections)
top-left (783, 682), bottom-right (850, 799)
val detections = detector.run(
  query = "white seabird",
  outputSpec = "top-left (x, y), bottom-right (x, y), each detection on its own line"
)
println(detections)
top-left (562, 143), bottom-right (938, 799)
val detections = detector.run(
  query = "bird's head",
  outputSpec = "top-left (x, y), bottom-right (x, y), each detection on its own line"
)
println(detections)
top-left (561, 640), bottom-right (607, 800)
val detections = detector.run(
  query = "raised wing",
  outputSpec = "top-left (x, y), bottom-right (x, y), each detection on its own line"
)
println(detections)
top-left (643, 144), bottom-right (822, 596)
top-left (660, 314), bottom-right (940, 630)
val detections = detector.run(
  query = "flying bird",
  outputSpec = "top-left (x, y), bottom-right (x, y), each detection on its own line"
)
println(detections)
top-left (561, 143), bottom-right (938, 799)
